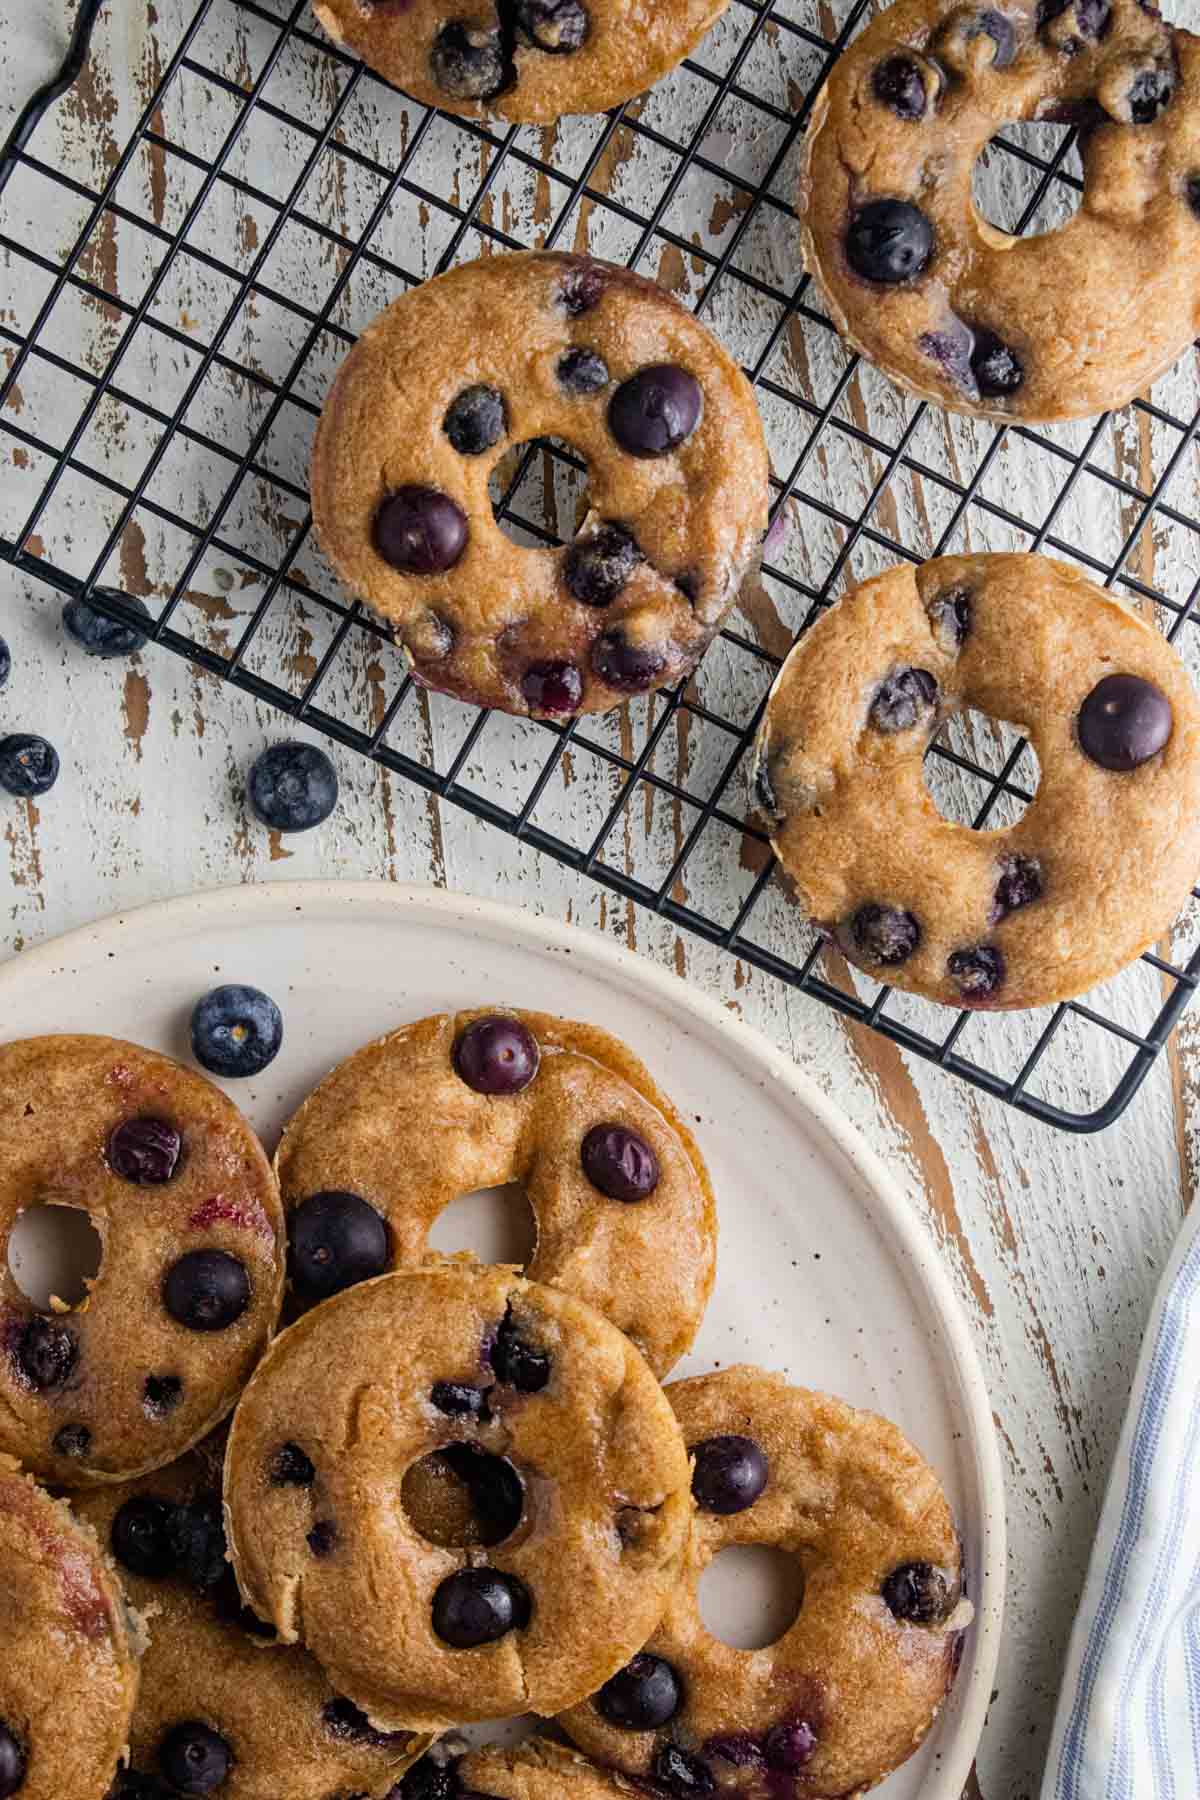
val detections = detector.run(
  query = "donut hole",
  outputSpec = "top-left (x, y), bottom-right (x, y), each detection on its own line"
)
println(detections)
top-left (489, 437), bottom-right (590, 548)
top-left (427, 1183), bottom-right (538, 1270)
top-left (8, 1204), bottom-right (104, 1309)
top-left (698, 1545), bottom-right (806, 1651)
top-left (925, 710), bottom-right (1040, 830)
top-left (972, 122), bottom-right (1084, 237)
top-left (401, 1447), bottom-right (525, 1549)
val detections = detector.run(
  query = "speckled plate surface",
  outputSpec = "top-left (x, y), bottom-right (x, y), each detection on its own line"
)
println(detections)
top-left (0, 881), bottom-right (1003, 1795)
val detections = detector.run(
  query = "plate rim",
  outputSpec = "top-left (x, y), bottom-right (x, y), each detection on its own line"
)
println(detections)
top-left (0, 878), bottom-right (1005, 1793)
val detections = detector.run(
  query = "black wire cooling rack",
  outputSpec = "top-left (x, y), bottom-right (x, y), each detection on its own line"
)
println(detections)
top-left (2, 0), bottom-right (1200, 1133)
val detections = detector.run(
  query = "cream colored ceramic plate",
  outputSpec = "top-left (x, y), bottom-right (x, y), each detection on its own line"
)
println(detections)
top-left (0, 881), bottom-right (1003, 1795)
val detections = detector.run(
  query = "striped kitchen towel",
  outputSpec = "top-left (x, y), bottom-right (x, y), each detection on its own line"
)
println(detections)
top-left (1043, 1197), bottom-right (1200, 1799)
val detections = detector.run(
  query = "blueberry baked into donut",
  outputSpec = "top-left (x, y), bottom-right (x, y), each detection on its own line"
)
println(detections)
top-left (310, 0), bottom-right (731, 123)
top-left (798, 0), bottom-right (1200, 421)
top-left (76, 1441), bottom-right (430, 1800)
top-left (310, 252), bottom-right (768, 717)
top-left (273, 1007), bottom-right (715, 1376)
top-left (0, 1469), bottom-right (141, 1800)
top-left (223, 1263), bottom-right (692, 1732)
top-left (0, 1036), bottom-right (285, 1486)
top-left (559, 1367), bottom-right (970, 1800)
top-left (753, 553), bottom-right (1200, 1010)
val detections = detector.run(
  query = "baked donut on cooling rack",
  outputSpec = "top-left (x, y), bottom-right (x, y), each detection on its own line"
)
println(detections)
top-left (310, 251), bottom-right (768, 719)
top-left (559, 1366), bottom-right (970, 1800)
top-left (274, 1007), bottom-right (715, 1377)
top-left (798, 0), bottom-right (1200, 422)
top-left (311, 0), bottom-right (731, 123)
top-left (753, 553), bottom-right (1200, 1011)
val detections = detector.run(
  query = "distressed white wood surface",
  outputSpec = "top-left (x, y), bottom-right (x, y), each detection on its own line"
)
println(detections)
top-left (3, 5), bottom-right (1199, 1795)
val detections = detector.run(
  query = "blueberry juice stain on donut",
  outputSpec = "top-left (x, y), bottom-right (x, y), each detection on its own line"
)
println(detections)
top-left (310, 252), bottom-right (769, 719)
top-left (798, 0), bottom-right (1200, 422)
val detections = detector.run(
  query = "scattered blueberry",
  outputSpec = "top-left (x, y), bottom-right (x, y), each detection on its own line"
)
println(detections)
top-left (307, 1519), bottom-right (338, 1557)
top-left (846, 199), bottom-right (933, 284)
top-left (0, 640), bottom-right (11, 692)
top-left (522, 660), bottom-right (583, 717)
top-left (850, 904), bottom-right (921, 967)
top-left (764, 1723), bottom-right (818, 1771)
top-left (0, 734), bottom-right (60, 799)
top-left (453, 1015), bottom-right (540, 1095)
top-left (108, 1117), bottom-right (182, 1185)
top-left (157, 1722), bottom-right (232, 1796)
top-left (375, 487), bottom-right (469, 575)
top-left (929, 588), bottom-right (972, 648)
top-left (873, 54), bottom-right (931, 119)
top-left (947, 945), bottom-right (1005, 1002)
top-left (165, 1496), bottom-right (227, 1591)
top-left (869, 667), bottom-right (938, 733)
top-left (882, 1560), bottom-right (952, 1624)
top-left (63, 594), bottom-right (151, 658)
top-left (652, 1743), bottom-right (714, 1797)
top-left (15, 1316), bottom-right (77, 1390)
top-left (972, 329), bottom-right (1024, 398)
top-left (112, 1496), bottom-right (178, 1581)
top-left (1078, 673), bottom-right (1171, 770)
top-left (436, 1444), bottom-right (524, 1545)
top-left (247, 742), bottom-right (339, 834)
top-left (190, 983), bottom-right (283, 1078)
top-left (0, 1727), bottom-right (25, 1800)
top-left (557, 348), bottom-right (609, 394)
top-left (691, 1434), bottom-right (769, 1514)
top-left (432, 1567), bottom-right (531, 1646)
top-left (596, 1654), bottom-right (682, 1729)
top-left (52, 1423), bottom-right (91, 1458)
top-left (581, 1123), bottom-right (660, 1202)
top-left (559, 263), bottom-right (605, 316)
top-left (1126, 64), bottom-right (1175, 125)
top-left (490, 1309), bottom-right (550, 1393)
top-left (608, 366), bottom-right (703, 459)
top-left (431, 1381), bottom-right (489, 1418)
top-left (144, 1375), bottom-right (183, 1416)
top-left (443, 385), bottom-right (507, 457)
top-left (163, 1250), bottom-right (251, 1332)
top-left (564, 524), bottom-right (641, 606)
top-left (289, 1191), bottom-right (391, 1303)
top-left (992, 854), bottom-right (1042, 921)
top-left (516, 0), bottom-right (589, 53)
top-left (430, 22), bottom-right (509, 100)
top-left (270, 1442), bottom-right (316, 1486)
top-left (592, 630), bottom-right (666, 693)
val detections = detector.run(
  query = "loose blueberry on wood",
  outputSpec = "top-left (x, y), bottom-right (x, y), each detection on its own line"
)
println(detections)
top-left (592, 630), bottom-right (666, 692)
top-left (557, 348), bottom-right (609, 394)
top-left (453, 1015), bottom-right (540, 1094)
top-left (108, 1117), bottom-right (182, 1185)
top-left (15, 1317), bottom-right (77, 1390)
top-left (851, 904), bottom-right (921, 967)
top-left (581, 1123), bottom-right (660, 1202)
top-left (490, 1310), bottom-right (550, 1392)
top-left (0, 1726), bottom-right (25, 1800)
top-left (289, 1191), bottom-right (391, 1303)
top-left (163, 1250), bottom-right (250, 1332)
top-left (0, 734), bottom-right (60, 799)
top-left (653, 1743), bottom-right (714, 1797)
top-left (521, 661), bottom-right (583, 717)
top-left (564, 525), bottom-right (641, 606)
top-left (846, 200), bottom-right (933, 284)
top-left (112, 1496), bottom-right (178, 1580)
top-left (608, 366), bottom-right (702, 458)
top-left (157, 1722), bottom-right (232, 1796)
top-left (443, 385), bottom-right (506, 456)
top-left (247, 742), bottom-right (339, 833)
top-left (691, 1434), bottom-right (769, 1513)
top-left (52, 1423), bottom-right (91, 1458)
top-left (64, 594), bottom-right (152, 658)
top-left (144, 1375), bottom-right (183, 1416)
top-left (375, 488), bottom-right (469, 575)
top-left (430, 22), bottom-right (509, 100)
top-left (869, 667), bottom-right (937, 733)
top-left (947, 945), bottom-right (1005, 1001)
top-left (431, 1381), bottom-right (489, 1418)
top-left (516, 0), bottom-right (589, 52)
top-left (992, 855), bottom-right (1042, 921)
top-left (270, 1442), bottom-right (316, 1486)
top-left (432, 1567), bottom-right (531, 1646)
top-left (190, 983), bottom-right (282, 1078)
top-left (1078, 673), bottom-right (1171, 770)
top-left (882, 1559), bottom-right (952, 1623)
top-left (596, 1654), bottom-right (682, 1729)
top-left (873, 55), bottom-right (930, 119)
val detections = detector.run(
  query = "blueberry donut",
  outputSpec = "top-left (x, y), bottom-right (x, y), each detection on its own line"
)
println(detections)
top-left (401, 1738), bottom-right (641, 1800)
top-left (0, 1036), bottom-right (285, 1486)
top-left (75, 1442), bottom-right (431, 1800)
top-left (559, 1367), bottom-right (970, 1800)
top-left (311, 0), bottom-right (730, 123)
top-left (273, 1008), bottom-right (715, 1376)
top-left (753, 553), bottom-right (1200, 1010)
top-left (310, 252), bottom-right (769, 717)
top-left (798, 0), bottom-right (1200, 421)
top-left (223, 1264), bottom-right (691, 1732)
top-left (0, 1469), bottom-right (141, 1800)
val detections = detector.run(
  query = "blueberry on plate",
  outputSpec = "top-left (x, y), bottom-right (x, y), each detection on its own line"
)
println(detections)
top-left (190, 983), bottom-right (283, 1078)
top-left (63, 593), bottom-right (151, 658)
top-left (0, 733), bottom-right (60, 798)
top-left (247, 742), bottom-right (339, 834)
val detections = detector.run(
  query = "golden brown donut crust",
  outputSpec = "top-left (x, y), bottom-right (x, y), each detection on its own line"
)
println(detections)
top-left (0, 1468), bottom-right (141, 1800)
top-left (798, 0), bottom-right (1200, 422)
top-left (223, 1265), bottom-right (692, 1731)
top-left (454, 1738), bottom-right (644, 1796)
top-left (273, 1007), bottom-right (716, 1376)
top-left (753, 553), bottom-right (1200, 1011)
top-left (74, 1443), bottom-right (431, 1800)
top-left (311, 0), bottom-right (730, 124)
top-left (559, 1367), bottom-right (969, 1800)
top-left (310, 251), bottom-right (769, 718)
top-left (0, 1036), bottom-right (285, 1486)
